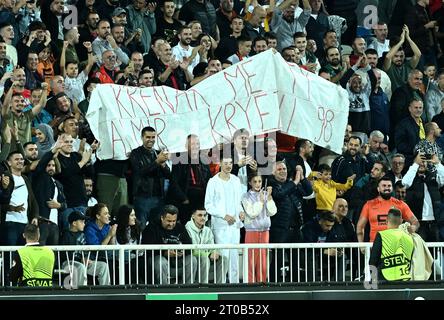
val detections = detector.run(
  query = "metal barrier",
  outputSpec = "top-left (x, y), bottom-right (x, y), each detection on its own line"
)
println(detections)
top-left (1, 242), bottom-right (443, 287)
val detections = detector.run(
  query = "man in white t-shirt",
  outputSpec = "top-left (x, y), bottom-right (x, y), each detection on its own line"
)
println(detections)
top-left (171, 26), bottom-right (201, 75)
top-left (3, 151), bottom-right (38, 245)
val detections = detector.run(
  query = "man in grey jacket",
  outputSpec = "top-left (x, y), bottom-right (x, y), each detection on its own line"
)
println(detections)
top-left (426, 69), bottom-right (444, 122)
top-left (270, 0), bottom-right (311, 51)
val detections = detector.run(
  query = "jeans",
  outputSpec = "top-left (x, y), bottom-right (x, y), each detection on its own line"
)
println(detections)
top-left (2, 222), bottom-right (26, 246)
top-left (134, 196), bottom-right (163, 230)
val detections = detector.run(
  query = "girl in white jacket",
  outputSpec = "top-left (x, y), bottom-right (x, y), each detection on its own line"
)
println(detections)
top-left (241, 174), bottom-right (277, 283)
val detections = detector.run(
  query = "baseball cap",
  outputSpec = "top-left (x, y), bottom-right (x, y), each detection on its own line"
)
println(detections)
top-left (68, 211), bottom-right (86, 224)
top-left (112, 7), bottom-right (127, 17)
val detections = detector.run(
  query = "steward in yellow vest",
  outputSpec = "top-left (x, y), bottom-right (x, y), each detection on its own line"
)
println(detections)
top-left (369, 208), bottom-right (415, 281)
top-left (10, 224), bottom-right (55, 287)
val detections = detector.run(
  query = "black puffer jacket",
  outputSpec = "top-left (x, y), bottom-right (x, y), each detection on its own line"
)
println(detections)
top-left (269, 177), bottom-right (313, 230)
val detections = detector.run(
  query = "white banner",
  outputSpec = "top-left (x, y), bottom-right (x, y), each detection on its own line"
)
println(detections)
top-left (86, 50), bottom-right (349, 160)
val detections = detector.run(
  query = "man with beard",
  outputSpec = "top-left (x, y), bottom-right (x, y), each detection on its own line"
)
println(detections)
top-left (78, 11), bottom-right (100, 62)
top-left (315, 30), bottom-right (337, 65)
top-left (323, 46), bottom-right (348, 83)
top-left (252, 36), bottom-right (268, 55)
top-left (172, 26), bottom-right (201, 75)
top-left (92, 20), bottom-right (129, 66)
top-left (281, 46), bottom-right (299, 63)
top-left (32, 138), bottom-right (66, 245)
top-left (349, 160), bottom-right (389, 225)
top-left (84, 177), bottom-right (98, 207)
top-left (155, 0), bottom-right (182, 43)
top-left (271, 0), bottom-right (311, 52)
top-left (339, 54), bottom-right (376, 134)
top-left (294, 139), bottom-right (316, 221)
top-left (2, 82), bottom-right (47, 148)
top-left (111, 24), bottom-right (131, 58)
top-left (402, 151), bottom-right (444, 242)
top-left (383, 25), bottom-right (422, 93)
top-left (357, 176), bottom-right (419, 243)
top-left (22, 142), bottom-right (39, 181)
top-left (331, 136), bottom-right (373, 189)
top-left (414, 122), bottom-right (443, 172)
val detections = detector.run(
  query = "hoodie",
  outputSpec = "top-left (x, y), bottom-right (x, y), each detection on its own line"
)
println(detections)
top-left (185, 220), bottom-right (216, 257)
top-left (241, 190), bottom-right (277, 231)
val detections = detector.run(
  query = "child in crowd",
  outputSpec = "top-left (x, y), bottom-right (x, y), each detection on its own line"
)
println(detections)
top-left (60, 41), bottom-right (95, 103)
top-left (309, 164), bottom-right (355, 212)
top-left (241, 174), bottom-right (277, 283)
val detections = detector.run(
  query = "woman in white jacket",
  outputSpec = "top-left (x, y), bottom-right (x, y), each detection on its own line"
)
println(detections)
top-left (242, 174), bottom-right (277, 283)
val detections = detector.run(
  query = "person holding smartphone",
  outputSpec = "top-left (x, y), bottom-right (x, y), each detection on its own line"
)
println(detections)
top-left (413, 122), bottom-right (443, 173)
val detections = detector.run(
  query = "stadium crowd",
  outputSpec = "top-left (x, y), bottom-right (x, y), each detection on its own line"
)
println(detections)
top-left (0, 0), bottom-right (444, 285)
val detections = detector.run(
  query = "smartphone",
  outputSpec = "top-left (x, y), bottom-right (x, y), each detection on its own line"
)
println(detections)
top-left (424, 154), bottom-right (433, 160)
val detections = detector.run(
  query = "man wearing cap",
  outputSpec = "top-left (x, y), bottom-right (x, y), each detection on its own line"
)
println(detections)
top-left (60, 211), bottom-right (111, 286)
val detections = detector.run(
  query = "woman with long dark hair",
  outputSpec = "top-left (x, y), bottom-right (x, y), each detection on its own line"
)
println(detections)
top-left (115, 205), bottom-right (146, 284)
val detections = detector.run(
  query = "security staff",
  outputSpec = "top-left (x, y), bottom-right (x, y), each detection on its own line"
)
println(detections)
top-left (10, 224), bottom-right (55, 287)
top-left (369, 208), bottom-right (414, 281)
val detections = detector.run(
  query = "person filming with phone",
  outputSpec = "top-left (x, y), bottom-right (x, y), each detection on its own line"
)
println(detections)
top-left (401, 147), bottom-right (444, 242)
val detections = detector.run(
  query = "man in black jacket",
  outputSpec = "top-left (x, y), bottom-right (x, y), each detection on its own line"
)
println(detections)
top-left (402, 152), bottom-right (444, 242)
top-left (301, 211), bottom-right (342, 281)
top-left (331, 136), bottom-right (373, 193)
top-left (394, 99), bottom-right (424, 167)
top-left (171, 134), bottom-right (211, 224)
top-left (268, 161), bottom-right (312, 281)
top-left (32, 142), bottom-right (66, 245)
top-left (141, 205), bottom-right (197, 284)
top-left (129, 126), bottom-right (170, 230)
